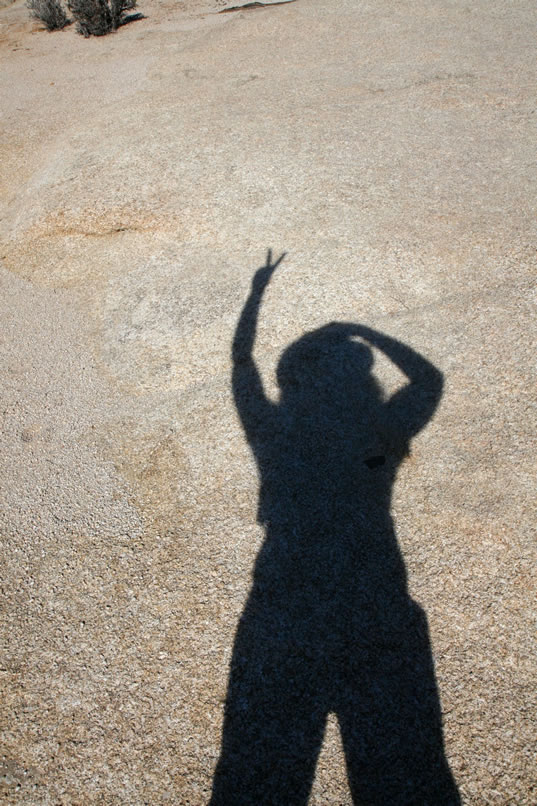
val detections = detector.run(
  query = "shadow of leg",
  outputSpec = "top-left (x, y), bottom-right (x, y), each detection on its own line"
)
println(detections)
top-left (210, 612), bottom-right (327, 805)
top-left (339, 603), bottom-right (461, 806)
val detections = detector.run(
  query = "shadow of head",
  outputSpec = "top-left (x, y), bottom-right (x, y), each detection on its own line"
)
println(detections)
top-left (276, 323), bottom-right (379, 413)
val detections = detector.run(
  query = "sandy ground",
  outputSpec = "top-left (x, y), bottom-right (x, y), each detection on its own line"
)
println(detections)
top-left (1, 0), bottom-right (536, 803)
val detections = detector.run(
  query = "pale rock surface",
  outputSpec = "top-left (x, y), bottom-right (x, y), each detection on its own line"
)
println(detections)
top-left (1, 0), bottom-right (536, 803)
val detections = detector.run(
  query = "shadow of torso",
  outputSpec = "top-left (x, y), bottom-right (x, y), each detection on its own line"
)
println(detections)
top-left (252, 338), bottom-right (408, 651)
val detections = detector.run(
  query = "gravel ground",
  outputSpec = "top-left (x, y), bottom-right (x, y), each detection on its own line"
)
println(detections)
top-left (1, 0), bottom-right (536, 803)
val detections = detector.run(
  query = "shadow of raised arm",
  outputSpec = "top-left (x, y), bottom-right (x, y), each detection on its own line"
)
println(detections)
top-left (232, 250), bottom-right (285, 444)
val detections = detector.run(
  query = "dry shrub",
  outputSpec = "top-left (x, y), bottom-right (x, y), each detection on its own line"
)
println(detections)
top-left (26, 0), bottom-right (70, 30)
top-left (67, 0), bottom-right (137, 36)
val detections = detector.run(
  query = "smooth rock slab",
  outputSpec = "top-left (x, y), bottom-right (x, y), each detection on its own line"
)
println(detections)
top-left (0, 0), bottom-right (536, 803)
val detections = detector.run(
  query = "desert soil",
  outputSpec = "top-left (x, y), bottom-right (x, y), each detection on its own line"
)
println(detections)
top-left (1, 0), bottom-right (536, 803)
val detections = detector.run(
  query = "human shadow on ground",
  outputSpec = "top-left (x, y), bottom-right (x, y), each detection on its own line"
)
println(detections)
top-left (210, 251), bottom-right (460, 805)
